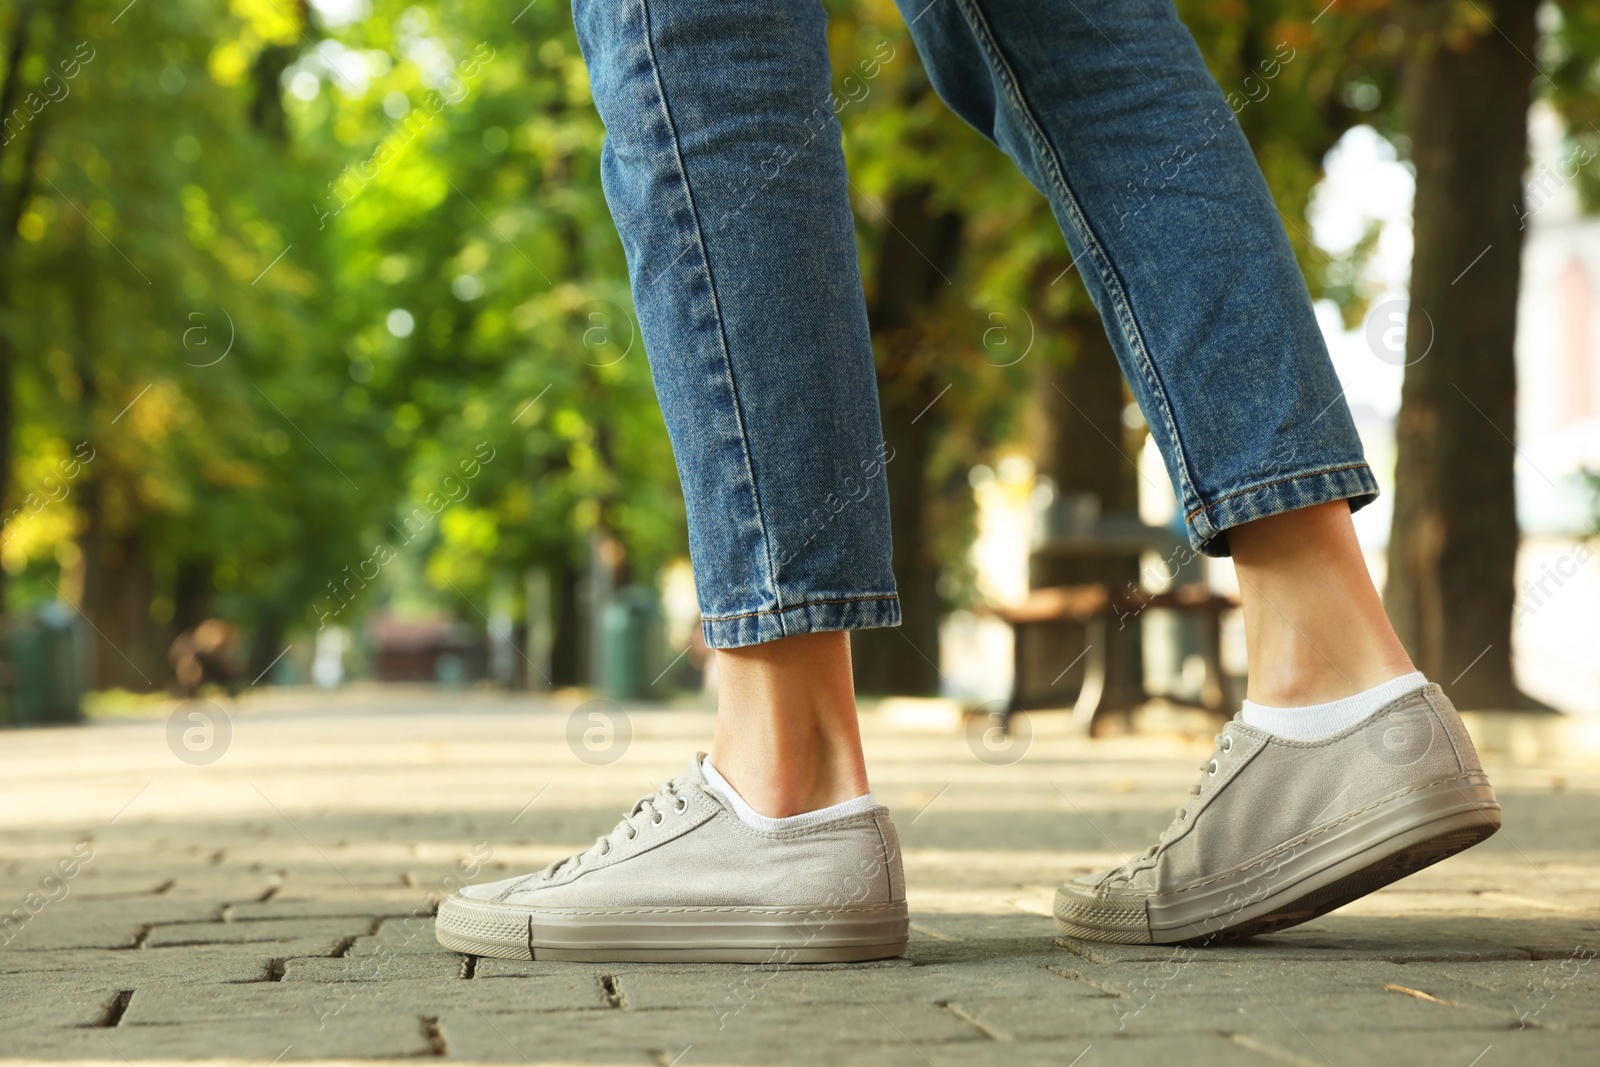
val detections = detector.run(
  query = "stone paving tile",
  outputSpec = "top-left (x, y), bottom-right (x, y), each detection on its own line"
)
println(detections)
top-left (1062, 955), bottom-right (1580, 992)
top-left (280, 954), bottom-right (466, 982)
top-left (114, 973), bottom-right (612, 1024)
top-left (467, 954), bottom-right (921, 983)
top-left (1056, 922), bottom-right (1540, 964)
top-left (440, 1000), bottom-right (978, 1062)
top-left (2, 694), bottom-right (1597, 1064)
top-left (347, 916), bottom-right (463, 956)
top-left (1262, 1028), bottom-right (1596, 1067)
top-left (2, 1013), bottom-right (441, 1060)
top-left (0, 941), bottom-right (352, 983)
top-left (432, 973), bottom-right (616, 1012)
top-left (221, 896), bottom-right (428, 923)
top-left (113, 981), bottom-right (360, 1025)
top-left (615, 960), bottom-right (1090, 1011)
top-left (1412, 960), bottom-right (1600, 1030)
top-left (141, 916), bottom-right (374, 950)
top-left (939, 982), bottom-right (1531, 1043)
top-left (922, 1035), bottom-right (1273, 1067)
top-left (3, 903), bottom-right (222, 952)
top-left (1127, 989), bottom-right (1520, 1035)
top-left (0, 981), bottom-right (132, 1032)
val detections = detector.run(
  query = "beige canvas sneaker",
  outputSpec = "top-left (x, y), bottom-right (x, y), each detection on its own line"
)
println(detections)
top-left (436, 755), bottom-right (907, 962)
top-left (1057, 684), bottom-right (1500, 944)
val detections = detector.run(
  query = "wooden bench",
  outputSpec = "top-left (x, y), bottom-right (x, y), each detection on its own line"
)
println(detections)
top-left (989, 583), bottom-right (1239, 735)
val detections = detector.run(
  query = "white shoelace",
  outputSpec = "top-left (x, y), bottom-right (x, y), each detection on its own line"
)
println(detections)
top-left (539, 778), bottom-right (690, 881)
top-left (1120, 729), bottom-right (1233, 874)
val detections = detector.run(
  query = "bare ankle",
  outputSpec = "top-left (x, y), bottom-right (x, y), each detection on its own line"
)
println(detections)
top-left (1232, 503), bottom-right (1417, 707)
top-left (708, 746), bottom-right (868, 817)
top-left (1247, 650), bottom-right (1416, 707)
top-left (709, 632), bottom-right (869, 817)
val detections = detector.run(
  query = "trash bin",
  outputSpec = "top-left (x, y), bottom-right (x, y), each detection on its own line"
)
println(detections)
top-left (5, 603), bottom-right (86, 724)
top-left (599, 585), bottom-right (663, 700)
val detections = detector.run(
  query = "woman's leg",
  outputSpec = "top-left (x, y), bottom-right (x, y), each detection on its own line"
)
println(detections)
top-left (1231, 502), bottom-right (1415, 707)
top-left (577, 0), bottom-right (898, 648)
top-left (897, 0), bottom-right (1499, 944)
top-left (578, 0), bottom-right (901, 815)
top-left (713, 631), bottom-right (869, 816)
top-left (899, 0), bottom-right (1408, 703)
top-left (437, 0), bottom-right (908, 963)
top-left (902, 0), bottom-right (1375, 549)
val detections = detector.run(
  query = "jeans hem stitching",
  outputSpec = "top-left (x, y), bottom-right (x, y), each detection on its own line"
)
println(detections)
top-left (700, 593), bottom-right (900, 623)
top-left (1183, 462), bottom-right (1375, 523)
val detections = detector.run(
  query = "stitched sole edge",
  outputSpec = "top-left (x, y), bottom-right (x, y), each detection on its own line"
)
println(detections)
top-left (1054, 774), bottom-right (1500, 945)
top-left (435, 897), bottom-right (909, 964)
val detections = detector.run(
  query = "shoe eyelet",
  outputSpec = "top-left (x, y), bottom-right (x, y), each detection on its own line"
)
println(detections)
top-left (651, 812), bottom-right (664, 826)
top-left (1207, 759), bottom-right (1219, 776)
top-left (1220, 736), bottom-right (1233, 754)
top-left (674, 797), bottom-right (689, 814)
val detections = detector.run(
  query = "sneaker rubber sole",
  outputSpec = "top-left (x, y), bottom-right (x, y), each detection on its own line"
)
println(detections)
top-left (435, 897), bottom-right (909, 963)
top-left (1055, 773), bottom-right (1501, 945)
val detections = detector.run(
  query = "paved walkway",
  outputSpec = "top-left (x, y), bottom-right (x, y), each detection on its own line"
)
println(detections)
top-left (2, 687), bottom-right (1597, 1066)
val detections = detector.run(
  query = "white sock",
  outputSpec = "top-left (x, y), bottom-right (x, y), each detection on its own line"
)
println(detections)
top-left (701, 759), bottom-right (876, 831)
top-left (1241, 672), bottom-right (1430, 741)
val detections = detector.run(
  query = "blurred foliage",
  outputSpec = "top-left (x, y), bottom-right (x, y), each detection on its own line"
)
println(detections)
top-left (0, 0), bottom-right (1541, 681)
top-left (1544, 1), bottom-right (1600, 210)
top-left (0, 0), bottom-right (679, 668)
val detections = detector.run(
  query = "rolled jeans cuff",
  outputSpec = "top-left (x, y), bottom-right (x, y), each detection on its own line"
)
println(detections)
top-left (701, 594), bottom-right (902, 649)
top-left (1187, 462), bottom-right (1381, 557)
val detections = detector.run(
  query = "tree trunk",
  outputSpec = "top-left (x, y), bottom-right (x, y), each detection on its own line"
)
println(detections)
top-left (172, 558), bottom-right (215, 635)
top-left (1387, 0), bottom-right (1537, 708)
top-left (246, 612), bottom-right (287, 685)
top-left (855, 367), bottom-right (941, 695)
top-left (1026, 294), bottom-right (1145, 708)
top-left (851, 187), bottom-right (961, 696)
top-left (548, 559), bottom-right (583, 687)
top-left (1033, 299), bottom-right (1139, 530)
top-left (78, 481), bottom-right (168, 690)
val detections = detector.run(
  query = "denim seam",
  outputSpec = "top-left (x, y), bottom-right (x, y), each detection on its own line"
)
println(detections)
top-left (700, 593), bottom-right (899, 623)
top-left (635, 0), bottom-right (783, 618)
top-left (953, 0), bottom-right (1204, 517)
top-left (1182, 461), bottom-right (1373, 522)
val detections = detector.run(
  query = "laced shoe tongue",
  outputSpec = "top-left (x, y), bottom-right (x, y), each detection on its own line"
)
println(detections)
top-left (542, 775), bottom-right (687, 881)
top-left (1116, 740), bottom-right (1222, 878)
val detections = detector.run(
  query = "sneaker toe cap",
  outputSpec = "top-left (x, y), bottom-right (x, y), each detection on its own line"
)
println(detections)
top-left (457, 874), bottom-right (529, 902)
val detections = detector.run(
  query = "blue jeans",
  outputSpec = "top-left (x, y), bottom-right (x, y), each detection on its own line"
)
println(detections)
top-left (573, 0), bottom-right (1377, 649)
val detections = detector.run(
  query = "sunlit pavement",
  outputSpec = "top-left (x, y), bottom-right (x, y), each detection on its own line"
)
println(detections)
top-left (2, 685), bottom-right (1597, 1066)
